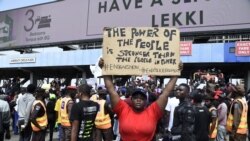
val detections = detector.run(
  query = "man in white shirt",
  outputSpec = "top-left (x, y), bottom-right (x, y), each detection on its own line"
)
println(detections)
top-left (17, 84), bottom-right (36, 141)
top-left (165, 94), bottom-right (179, 132)
top-left (0, 98), bottom-right (11, 141)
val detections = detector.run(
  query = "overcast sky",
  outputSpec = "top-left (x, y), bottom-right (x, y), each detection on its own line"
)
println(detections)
top-left (0, 0), bottom-right (56, 12)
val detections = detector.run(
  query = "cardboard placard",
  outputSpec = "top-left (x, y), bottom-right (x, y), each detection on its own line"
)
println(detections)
top-left (102, 27), bottom-right (180, 76)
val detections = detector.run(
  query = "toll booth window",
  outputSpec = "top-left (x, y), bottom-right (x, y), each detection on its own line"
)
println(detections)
top-left (229, 47), bottom-right (235, 53)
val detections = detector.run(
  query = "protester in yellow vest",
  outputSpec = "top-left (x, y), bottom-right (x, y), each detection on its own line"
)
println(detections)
top-left (90, 89), bottom-right (99, 101)
top-left (205, 95), bottom-right (218, 141)
top-left (209, 107), bottom-right (218, 140)
top-left (226, 84), bottom-right (248, 141)
top-left (30, 88), bottom-right (48, 141)
top-left (60, 86), bottom-right (76, 141)
top-left (54, 89), bottom-right (65, 141)
top-left (93, 89), bottom-right (114, 141)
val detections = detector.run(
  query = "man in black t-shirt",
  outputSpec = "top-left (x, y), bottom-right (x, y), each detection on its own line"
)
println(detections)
top-left (192, 90), bottom-right (210, 141)
top-left (171, 83), bottom-right (196, 141)
top-left (70, 84), bottom-right (99, 141)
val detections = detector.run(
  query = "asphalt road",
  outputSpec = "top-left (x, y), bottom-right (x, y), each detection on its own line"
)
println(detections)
top-left (5, 131), bottom-right (59, 141)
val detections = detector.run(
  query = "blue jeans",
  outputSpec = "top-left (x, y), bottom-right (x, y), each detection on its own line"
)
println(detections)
top-left (58, 124), bottom-right (63, 141)
top-left (215, 125), bottom-right (227, 141)
top-left (13, 111), bottom-right (19, 134)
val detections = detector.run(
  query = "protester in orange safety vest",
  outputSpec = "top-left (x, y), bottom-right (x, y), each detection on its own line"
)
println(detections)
top-left (30, 88), bottom-right (48, 141)
top-left (226, 84), bottom-right (248, 141)
top-left (205, 95), bottom-right (218, 141)
top-left (93, 89), bottom-right (114, 141)
top-left (60, 86), bottom-right (76, 141)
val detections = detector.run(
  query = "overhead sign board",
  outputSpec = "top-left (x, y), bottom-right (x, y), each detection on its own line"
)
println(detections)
top-left (235, 41), bottom-right (250, 56)
top-left (0, 0), bottom-right (87, 50)
top-left (0, 0), bottom-right (250, 50)
top-left (102, 27), bottom-right (180, 76)
top-left (87, 0), bottom-right (250, 36)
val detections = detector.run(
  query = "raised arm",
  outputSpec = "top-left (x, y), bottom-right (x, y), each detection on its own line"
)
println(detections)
top-left (99, 58), bottom-right (120, 108)
top-left (156, 77), bottom-right (178, 111)
top-left (156, 62), bottom-right (183, 112)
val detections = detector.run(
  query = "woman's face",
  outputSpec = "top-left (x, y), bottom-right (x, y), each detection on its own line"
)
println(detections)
top-left (131, 94), bottom-right (147, 112)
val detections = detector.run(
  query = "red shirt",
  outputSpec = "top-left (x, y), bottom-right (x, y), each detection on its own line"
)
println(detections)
top-left (113, 100), bottom-right (163, 141)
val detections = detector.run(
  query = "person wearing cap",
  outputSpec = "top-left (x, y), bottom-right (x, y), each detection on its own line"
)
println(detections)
top-left (98, 58), bottom-right (182, 141)
top-left (192, 90), bottom-right (210, 141)
top-left (60, 86), bottom-right (76, 141)
top-left (226, 84), bottom-right (248, 141)
top-left (205, 95), bottom-right (218, 141)
top-left (70, 84), bottom-right (99, 141)
top-left (93, 89), bottom-right (114, 141)
top-left (30, 88), bottom-right (48, 141)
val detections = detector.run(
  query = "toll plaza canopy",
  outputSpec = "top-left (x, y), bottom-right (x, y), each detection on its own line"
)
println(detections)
top-left (0, 42), bottom-right (250, 80)
top-left (1, 0), bottom-right (250, 88)
top-left (0, 49), bottom-right (102, 79)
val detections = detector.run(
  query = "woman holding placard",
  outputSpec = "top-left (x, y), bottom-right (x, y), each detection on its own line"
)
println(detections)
top-left (98, 58), bottom-right (182, 141)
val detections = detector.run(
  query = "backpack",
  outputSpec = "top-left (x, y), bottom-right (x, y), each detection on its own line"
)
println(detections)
top-left (171, 102), bottom-right (196, 136)
top-left (182, 104), bottom-right (196, 134)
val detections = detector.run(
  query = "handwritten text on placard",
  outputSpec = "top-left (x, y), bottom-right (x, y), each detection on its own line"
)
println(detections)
top-left (103, 27), bottom-right (180, 76)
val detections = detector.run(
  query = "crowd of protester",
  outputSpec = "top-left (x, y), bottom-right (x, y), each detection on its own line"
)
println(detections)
top-left (0, 65), bottom-right (249, 141)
